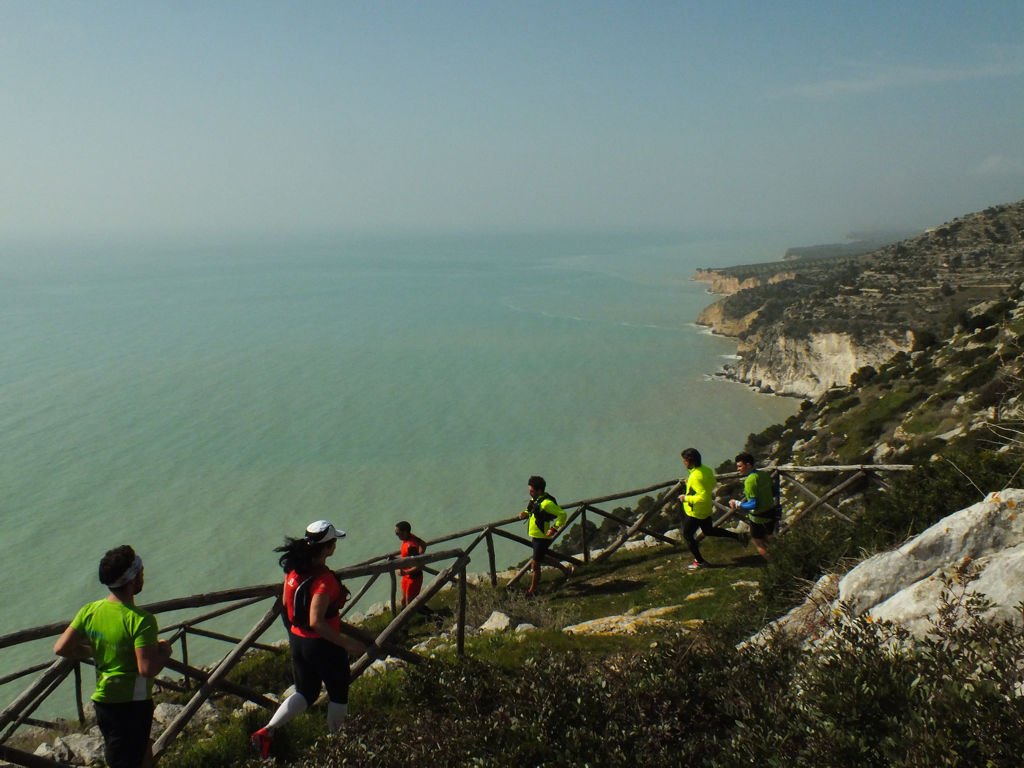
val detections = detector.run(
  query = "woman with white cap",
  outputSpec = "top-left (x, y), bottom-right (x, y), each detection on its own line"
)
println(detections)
top-left (251, 520), bottom-right (365, 758)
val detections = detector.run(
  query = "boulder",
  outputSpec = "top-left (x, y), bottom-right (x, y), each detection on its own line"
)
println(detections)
top-left (152, 702), bottom-right (185, 726)
top-left (763, 489), bottom-right (1024, 644)
top-left (479, 611), bottom-right (512, 632)
top-left (838, 489), bottom-right (1024, 620)
top-left (36, 732), bottom-right (106, 766)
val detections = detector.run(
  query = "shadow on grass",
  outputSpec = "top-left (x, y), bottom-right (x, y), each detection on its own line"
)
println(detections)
top-left (730, 554), bottom-right (769, 569)
top-left (561, 578), bottom-right (646, 597)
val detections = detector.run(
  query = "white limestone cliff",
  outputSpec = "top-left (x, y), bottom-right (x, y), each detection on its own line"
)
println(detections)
top-left (760, 488), bottom-right (1024, 643)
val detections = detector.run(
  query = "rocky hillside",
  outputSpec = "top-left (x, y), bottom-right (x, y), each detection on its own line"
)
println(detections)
top-left (696, 200), bottom-right (1024, 397)
top-left (743, 282), bottom-right (1024, 468)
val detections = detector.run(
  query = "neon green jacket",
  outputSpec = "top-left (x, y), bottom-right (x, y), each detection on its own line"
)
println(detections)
top-left (524, 494), bottom-right (566, 539)
top-left (682, 464), bottom-right (715, 519)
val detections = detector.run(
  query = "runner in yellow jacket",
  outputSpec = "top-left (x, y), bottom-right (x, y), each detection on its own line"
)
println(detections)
top-left (518, 475), bottom-right (567, 597)
top-left (679, 448), bottom-right (741, 570)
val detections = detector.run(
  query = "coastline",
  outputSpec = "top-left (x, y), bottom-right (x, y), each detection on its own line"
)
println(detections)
top-left (690, 276), bottom-right (771, 395)
top-left (0, 232), bottom-right (802, 680)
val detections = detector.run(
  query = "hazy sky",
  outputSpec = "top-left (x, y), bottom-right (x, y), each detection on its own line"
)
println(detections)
top-left (2, 2), bottom-right (1023, 240)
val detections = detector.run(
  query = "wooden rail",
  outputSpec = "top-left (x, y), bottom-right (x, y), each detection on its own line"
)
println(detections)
top-left (0, 464), bottom-right (913, 766)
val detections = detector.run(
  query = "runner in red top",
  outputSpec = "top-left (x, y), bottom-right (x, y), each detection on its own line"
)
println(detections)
top-left (394, 520), bottom-right (427, 608)
top-left (250, 520), bottom-right (366, 759)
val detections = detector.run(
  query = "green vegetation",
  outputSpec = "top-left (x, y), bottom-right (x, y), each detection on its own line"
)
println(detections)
top-left (829, 386), bottom-right (926, 463)
top-left (150, 438), bottom-right (1024, 768)
top-left (53, 202), bottom-right (1024, 766)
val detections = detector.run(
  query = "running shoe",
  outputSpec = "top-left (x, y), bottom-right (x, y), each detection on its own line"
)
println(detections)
top-left (687, 559), bottom-right (704, 571)
top-left (250, 727), bottom-right (273, 759)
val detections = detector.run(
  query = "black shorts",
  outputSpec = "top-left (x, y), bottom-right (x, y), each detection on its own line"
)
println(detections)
top-left (289, 633), bottom-right (350, 705)
top-left (531, 537), bottom-right (553, 562)
top-left (93, 699), bottom-right (154, 768)
top-left (748, 518), bottom-right (776, 539)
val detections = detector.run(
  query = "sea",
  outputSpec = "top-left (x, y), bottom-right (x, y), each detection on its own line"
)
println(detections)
top-left (1, 230), bottom-right (799, 691)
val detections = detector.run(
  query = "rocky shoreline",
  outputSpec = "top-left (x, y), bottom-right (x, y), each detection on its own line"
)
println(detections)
top-left (688, 201), bottom-right (1024, 398)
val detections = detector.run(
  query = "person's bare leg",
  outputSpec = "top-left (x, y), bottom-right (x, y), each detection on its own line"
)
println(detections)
top-left (526, 560), bottom-right (541, 595)
top-left (752, 537), bottom-right (770, 561)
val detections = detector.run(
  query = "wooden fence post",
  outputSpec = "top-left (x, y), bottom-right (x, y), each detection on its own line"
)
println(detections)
top-left (485, 530), bottom-right (497, 587)
top-left (0, 658), bottom-right (74, 736)
top-left (581, 508), bottom-right (590, 564)
top-left (0, 661), bottom-right (73, 745)
top-left (340, 572), bottom-right (380, 618)
top-left (457, 565), bottom-right (467, 656)
top-left (72, 663), bottom-right (84, 726)
top-left (785, 470), bottom-right (864, 526)
top-left (350, 552), bottom-right (472, 679)
top-left (151, 601), bottom-right (282, 760)
top-left (179, 632), bottom-right (191, 689)
top-left (594, 479), bottom-right (685, 562)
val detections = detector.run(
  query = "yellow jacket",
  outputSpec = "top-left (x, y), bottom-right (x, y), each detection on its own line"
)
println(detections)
top-left (524, 494), bottom-right (566, 539)
top-left (682, 464), bottom-right (715, 519)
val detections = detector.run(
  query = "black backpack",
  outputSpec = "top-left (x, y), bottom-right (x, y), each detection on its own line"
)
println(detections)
top-left (528, 492), bottom-right (559, 526)
top-left (287, 573), bottom-right (343, 632)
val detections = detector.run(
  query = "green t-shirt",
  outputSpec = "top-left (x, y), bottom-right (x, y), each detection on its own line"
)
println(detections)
top-left (70, 598), bottom-right (159, 703)
top-left (744, 470), bottom-right (776, 520)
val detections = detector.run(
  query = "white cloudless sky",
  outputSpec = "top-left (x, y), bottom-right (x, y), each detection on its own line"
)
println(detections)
top-left (1, 1), bottom-right (1022, 241)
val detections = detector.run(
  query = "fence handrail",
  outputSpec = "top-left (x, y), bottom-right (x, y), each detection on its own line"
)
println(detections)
top-left (1, 465), bottom-right (914, 652)
top-left (0, 463), bottom-right (917, 762)
top-left (0, 548), bottom-right (468, 651)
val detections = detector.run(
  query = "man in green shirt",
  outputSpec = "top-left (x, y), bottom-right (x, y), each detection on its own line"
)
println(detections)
top-left (729, 452), bottom-right (777, 561)
top-left (55, 545), bottom-right (171, 768)
top-left (679, 447), bottom-right (741, 570)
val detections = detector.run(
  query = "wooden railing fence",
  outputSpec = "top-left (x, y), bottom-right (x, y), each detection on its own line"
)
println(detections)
top-left (0, 463), bottom-right (912, 766)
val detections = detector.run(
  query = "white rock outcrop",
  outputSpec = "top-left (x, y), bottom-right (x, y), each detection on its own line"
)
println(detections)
top-left (479, 611), bottom-right (512, 632)
top-left (763, 489), bottom-right (1024, 642)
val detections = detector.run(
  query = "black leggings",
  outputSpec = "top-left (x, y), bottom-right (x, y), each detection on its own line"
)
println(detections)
top-left (682, 515), bottom-right (738, 563)
top-left (289, 633), bottom-right (350, 705)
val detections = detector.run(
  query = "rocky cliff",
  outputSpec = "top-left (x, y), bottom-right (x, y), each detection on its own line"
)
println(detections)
top-left (726, 329), bottom-right (913, 397)
top-left (694, 200), bottom-right (1024, 398)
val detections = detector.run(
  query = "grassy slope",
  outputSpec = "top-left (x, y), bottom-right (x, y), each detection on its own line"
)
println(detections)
top-left (160, 535), bottom-right (767, 767)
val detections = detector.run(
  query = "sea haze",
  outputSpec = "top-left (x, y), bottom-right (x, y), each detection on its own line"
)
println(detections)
top-left (0, 231), bottom-right (796, 670)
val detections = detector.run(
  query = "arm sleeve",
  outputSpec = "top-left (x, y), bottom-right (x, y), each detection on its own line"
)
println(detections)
top-left (133, 612), bottom-right (159, 649)
top-left (739, 474), bottom-right (758, 510)
top-left (69, 604), bottom-right (90, 634)
top-left (545, 499), bottom-right (567, 529)
top-left (312, 572), bottom-right (342, 601)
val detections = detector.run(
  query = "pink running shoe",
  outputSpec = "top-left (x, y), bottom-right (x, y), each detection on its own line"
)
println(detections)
top-left (250, 727), bottom-right (273, 759)
top-left (687, 559), bottom-right (704, 571)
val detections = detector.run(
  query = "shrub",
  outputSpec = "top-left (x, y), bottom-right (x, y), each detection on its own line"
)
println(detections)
top-left (282, 564), bottom-right (1024, 768)
top-left (849, 365), bottom-right (877, 387)
top-left (721, 565), bottom-right (1024, 767)
top-left (850, 448), bottom-right (1020, 551)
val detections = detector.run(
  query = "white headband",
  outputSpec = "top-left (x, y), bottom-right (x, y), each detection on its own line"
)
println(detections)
top-left (107, 555), bottom-right (143, 589)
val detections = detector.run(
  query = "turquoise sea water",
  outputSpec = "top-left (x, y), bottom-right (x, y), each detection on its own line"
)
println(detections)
top-left (1, 231), bottom-right (797, 683)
